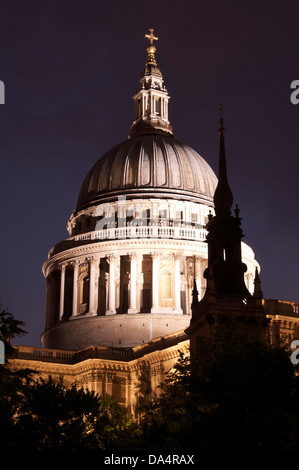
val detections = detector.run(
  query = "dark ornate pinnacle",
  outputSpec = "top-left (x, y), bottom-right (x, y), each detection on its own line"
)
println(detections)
top-left (213, 105), bottom-right (233, 217)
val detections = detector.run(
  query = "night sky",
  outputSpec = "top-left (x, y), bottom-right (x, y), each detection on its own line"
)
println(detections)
top-left (0, 0), bottom-right (298, 348)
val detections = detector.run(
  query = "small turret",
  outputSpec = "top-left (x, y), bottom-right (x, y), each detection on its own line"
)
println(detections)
top-left (253, 267), bottom-right (263, 299)
top-left (129, 29), bottom-right (173, 138)
top-left (191, 279), bottom-right (199, 310)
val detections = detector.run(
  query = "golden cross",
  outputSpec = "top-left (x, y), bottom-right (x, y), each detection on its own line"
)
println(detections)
top-left (145, 28), bottom-right (158, 46)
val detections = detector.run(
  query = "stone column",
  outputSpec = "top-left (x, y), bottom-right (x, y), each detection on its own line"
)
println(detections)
top-left (95, 258), bottom-right (100, 315)
top-left (59, 264), bottom-right (66, 321)
top-left (174, 254), bottom-right (182, 313)
top-left (71, 260), bottom-right (79, 317)
top-left (151, 252), bottom-right (159, 313)
top-left (106, 254), bottom-right (116, 315)
top-left (87, 256), bottom-right (98, 316)
top-left (128, 252), bottom-right (137, 314)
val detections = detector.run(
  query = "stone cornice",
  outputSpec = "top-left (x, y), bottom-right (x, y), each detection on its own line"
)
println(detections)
top-left (9, 334), bottom-right (189, 378)
top-left (43, 238), bottom-right (208, 277)
top-left (12, 329), bottom-right (189, 365)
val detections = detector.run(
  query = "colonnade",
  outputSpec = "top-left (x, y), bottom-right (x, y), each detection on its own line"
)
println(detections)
top-left (52, 252), bottom-right (204, 325)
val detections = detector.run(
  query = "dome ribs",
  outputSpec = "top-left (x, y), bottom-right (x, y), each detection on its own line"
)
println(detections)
top-left (153, 137), bottom-right (166, 186)
top-left (139, 137), bottom-right (150, 186)
top-left (75, 135), bottom-right (217, 212)
top-left (163, 138), bottom-right (181, 188)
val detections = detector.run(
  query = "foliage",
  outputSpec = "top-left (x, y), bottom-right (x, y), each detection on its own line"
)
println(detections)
top-left (0, 302), bottom-right (29, 376)
top-left (1, 374), bottom-right (136, 450)
top-left (0, 303), bottom-right (32, 392)
top-left (0, 303), bottom-right (34, 448)
top-left (137, 326), bottom-right (299, 451)
top-left (14, 376), bottom-right (132, 450)
top-left (11, 376), bottom-right (99, 450)
top-left (136, 351), bottom-right (193, 451)
top-left (0, 303), bottom-right (27, 345)
top-left (91, 393), bottom-right (137, 450)
top-left (0, 304), bottom-right (136, 451)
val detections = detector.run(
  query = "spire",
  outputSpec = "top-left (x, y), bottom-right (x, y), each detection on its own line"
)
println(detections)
top-left (191, 279), bottom-right (199, 309)
top-left (129, 29), bottom-right (173, 138)
top-left (253, 267), bottom-right (263, 299)
top-left (188, 109), bottom-right (266, 343)
top-left (202, 107), bottom-right (251, 298)
top-left (213, 105), bottom-right (233, 217)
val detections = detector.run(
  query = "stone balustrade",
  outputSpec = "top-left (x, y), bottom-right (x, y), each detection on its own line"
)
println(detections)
top-left (71, 225), bottom-right (207, 242)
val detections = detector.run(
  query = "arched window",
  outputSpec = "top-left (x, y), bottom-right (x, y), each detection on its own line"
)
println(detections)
top-left (77, 264), bottom-right (89, 314)
top-left (159, 268), bottom-right (172, 307)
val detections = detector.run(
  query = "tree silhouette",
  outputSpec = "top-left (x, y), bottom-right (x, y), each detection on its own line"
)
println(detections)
top-left (137, 326), bottom-right (299, 451)
top-left (0, 304), bottom-right (136, 450)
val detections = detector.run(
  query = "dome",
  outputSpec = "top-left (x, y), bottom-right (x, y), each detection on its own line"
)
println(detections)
top-left (41, 30), bottom-right (260, 354)
top-left (76, 134), bottom-right (217, 213)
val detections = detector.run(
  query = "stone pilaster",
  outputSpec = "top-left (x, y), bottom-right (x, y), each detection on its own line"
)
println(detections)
top-left (87, 256), bottom-right (98, 316)
top-left (106, 253), bottom-right (116, 315)
top-left (128, 252), bottom-right (138, 314)
top-left (59, 264), bottom-right (66, 321)
top-left (173, 254), bottom-right (182, 313)
top-left (71, 260), bottom-right (79, 318)
top-left (151, 252), bottom-right (160, 313)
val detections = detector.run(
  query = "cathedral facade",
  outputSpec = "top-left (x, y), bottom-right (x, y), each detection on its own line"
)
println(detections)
top-left (9, 31), bottom-right (299, 416)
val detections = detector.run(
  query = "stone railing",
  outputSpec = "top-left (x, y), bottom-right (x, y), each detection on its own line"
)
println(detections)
top-left (12, 345), bottom-right (76, 363)
top-left (71, 225), bottom-right (207, 243)
top-left (12, 331), bottom-right (188, 364)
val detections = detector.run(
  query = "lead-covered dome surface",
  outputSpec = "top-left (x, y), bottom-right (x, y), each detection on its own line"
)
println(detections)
top-left (76, 134), bottom-right (217, 212)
